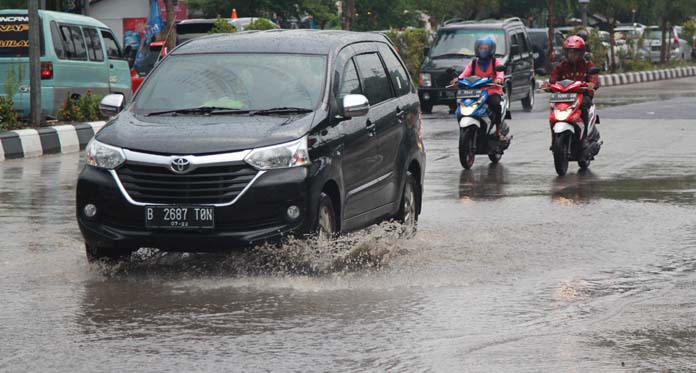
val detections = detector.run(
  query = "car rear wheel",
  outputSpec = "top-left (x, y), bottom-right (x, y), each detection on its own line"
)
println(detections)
top-left (397, 172), bottom-right (419, 228)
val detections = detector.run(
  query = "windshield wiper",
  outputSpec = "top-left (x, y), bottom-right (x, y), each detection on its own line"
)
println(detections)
top-left (251, 107), bottom-right (313, 116)
top-left (145, 106), bottom-right (251, 116)
top-left (431, 53), bottom-right (474, 59)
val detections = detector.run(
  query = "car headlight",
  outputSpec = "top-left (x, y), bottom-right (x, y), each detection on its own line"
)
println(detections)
top-left (244, 137), bottom-right (310, 170)
top-left (85, 139), bottom-right (125, 169)
top-left (419, 73), bottom-right (432, 88)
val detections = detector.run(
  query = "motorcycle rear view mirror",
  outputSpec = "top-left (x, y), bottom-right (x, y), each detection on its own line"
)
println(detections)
top-left (495, 65), bottom-right (506, 72)
top-left (588, 67), bottom-right (600, 75)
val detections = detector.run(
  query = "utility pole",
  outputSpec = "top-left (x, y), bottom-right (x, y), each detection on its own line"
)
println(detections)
top-left (28, 0), bottom-right (42, 127)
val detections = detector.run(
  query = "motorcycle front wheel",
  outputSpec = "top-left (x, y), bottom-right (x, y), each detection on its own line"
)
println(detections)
top-left (553, 132), bottom-right (572, 176)
top-left (459, 127), bottom-right (477, 169)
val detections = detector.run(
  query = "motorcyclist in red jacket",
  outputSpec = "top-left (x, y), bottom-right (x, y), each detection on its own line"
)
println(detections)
top-left (548, 36), bottom-right (600, 127)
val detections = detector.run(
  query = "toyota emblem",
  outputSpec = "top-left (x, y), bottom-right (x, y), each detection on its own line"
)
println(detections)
top-left (170, 158), bottom-right (192, 174)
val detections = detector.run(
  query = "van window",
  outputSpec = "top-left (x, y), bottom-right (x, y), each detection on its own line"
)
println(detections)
top-left (50, 21), bottom-right (65, 58)
top-left (517, 33), bottom-right (530, 54)
top-left (337, 59), bottom-right (362, 100)
top-left (83, 27), bottom-right (104, 62)
top-left (354, 53), bottom-right (393, 105)
top-left (378, 44), bottom-right (411, 96)
top-left (101, 30), bottom-right (122, 59)
top-left (0, 14), bottom-right (44, 57)
top-left (59, 25), bottom-right (87, 60)
top-left (510, 34), bottom-right (520, 56)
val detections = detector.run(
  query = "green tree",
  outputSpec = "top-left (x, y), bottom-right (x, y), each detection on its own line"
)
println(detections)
top-left (209, 16), bottom-right (237, 33)
top-left (245, 18), bottom-right (277, 30)
top-left (591, 0), bottom-right (630, 72)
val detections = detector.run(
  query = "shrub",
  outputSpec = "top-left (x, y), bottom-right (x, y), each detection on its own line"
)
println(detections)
top-left (57, 92), bottom-right (82, 122)
top-left (78, 91), bottom-right (102, 121)
top-left (0, 97), bottom-right (19, 131)
top-left (245, 18), bottom-right (277, 31)
top-left (385, 29), bottom-right (429, 83)
top-left (621, 58), bottom-right (652, 72)
top-left (209, 17), bottom-right (237, 34)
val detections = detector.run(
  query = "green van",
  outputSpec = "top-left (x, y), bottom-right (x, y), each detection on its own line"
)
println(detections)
top-left (0, 10), bottom-right (131, 119)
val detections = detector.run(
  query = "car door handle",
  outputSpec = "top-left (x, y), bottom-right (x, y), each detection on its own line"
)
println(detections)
top-left (366, 119), bottom-right (376, 135)
top-left (396, 107), bottom-right (406, 118)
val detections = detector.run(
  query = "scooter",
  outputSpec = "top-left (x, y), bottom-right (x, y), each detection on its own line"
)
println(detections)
top-left (545, 68), bottom-right (602, 176)
top-left (453, 68), bottom-right (512, 169)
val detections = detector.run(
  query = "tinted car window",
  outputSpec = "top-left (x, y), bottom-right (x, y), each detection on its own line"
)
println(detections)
top-left (135, 54), bottom-right (326, 113)
top-left (60, 25), bottom-right (86, 60)
top-left (354, 53), bottom-right (393, 105)
top-left (83, 27), bottom-right (104, 62)
top-left (430, 29), bottom-right (507, 57)
top-left (378, 44), bottom-right (411, 96)
top-left (101, 30), bottom-right (122, 59)
top-left (50, 21), bottom-right (65, 59)
top-left (528, 31), bottom-right (547, 50)
top-left (510, 34), bottom-right (520, 56)
top-left (337, 59), bottom-right (362, 100)
top-left (518, 33), bottom-right (530, 54)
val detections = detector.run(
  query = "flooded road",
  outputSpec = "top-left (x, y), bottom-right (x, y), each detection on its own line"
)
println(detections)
top-left (2, 78), bottom-right (696, 371)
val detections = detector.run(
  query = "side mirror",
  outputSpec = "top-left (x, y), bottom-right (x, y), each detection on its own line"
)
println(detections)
top-left (342, 94), bottom-right (370, 118)
top-left (588, 67), bottom-right (600, 75)
top-left (100, 94), bottom-right (125, 117)
top-left (495, 65), bottom-right (507, 72)
top-left (423, 47), bottom-right (431, 57)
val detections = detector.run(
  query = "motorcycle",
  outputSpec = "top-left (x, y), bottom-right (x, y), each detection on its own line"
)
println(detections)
top-left (453, 67), bottom-right (512, 169)
top-left (545, 68), bottom-right (602, 176)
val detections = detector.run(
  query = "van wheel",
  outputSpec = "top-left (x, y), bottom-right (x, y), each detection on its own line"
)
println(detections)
top-left (521, 81), bottom-right (535, 112)
top-left (397, 172), bottom-right (419, 229)
top-left (420, 102), bottom-right (433, 114)
top-left (315, 192), bottom-right (337, 238)
top-left (85, 244), bottom-right (132, 263)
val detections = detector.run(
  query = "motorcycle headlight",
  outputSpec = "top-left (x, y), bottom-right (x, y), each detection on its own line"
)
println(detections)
top-left (245, 137), bottom-right (310, 170)
top-left (460, 104), bottom-right (476, 116)
top-left (85, 139), bottom-right (125, 169)
top-left (419, 73), bottom-right (432, 88)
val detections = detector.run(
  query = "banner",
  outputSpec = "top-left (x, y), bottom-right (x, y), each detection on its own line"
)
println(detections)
top-left (0, 15), bottom-right (30, 57)
top-left (133, 0), bottom-right (165, 69)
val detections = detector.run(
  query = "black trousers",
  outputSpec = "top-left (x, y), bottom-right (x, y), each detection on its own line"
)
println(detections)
top-left (581, 93), bottom-right (592, 128)
top-left (487, 93), bottom-right (502, 127)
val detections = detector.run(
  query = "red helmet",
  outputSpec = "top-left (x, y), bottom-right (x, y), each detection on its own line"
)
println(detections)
top-left (563, 36), bottom-right (586, 51)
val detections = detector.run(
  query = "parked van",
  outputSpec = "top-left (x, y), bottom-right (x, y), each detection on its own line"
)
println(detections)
top-left (0, 10), bottom-right (131, 119)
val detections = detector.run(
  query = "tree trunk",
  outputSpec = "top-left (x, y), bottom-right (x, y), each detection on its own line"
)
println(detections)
top-left (660, 18), bottom-right (668, 63)
top-left (344, 0), bottom-right (355, 30)
top-left (545, 0), bottom-right (555, 74)
top-left (163, 0), bottom-right (177, 50)
top-left (28, 0), bottom-right (41, 127)
top-left (608, 20), bottom-right (616, 72)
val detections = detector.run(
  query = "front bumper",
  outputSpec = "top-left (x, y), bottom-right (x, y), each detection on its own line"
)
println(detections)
top-left (418, 87), bottom-right (458, 106)
top-left (76, 165), bottom-right (313, 252)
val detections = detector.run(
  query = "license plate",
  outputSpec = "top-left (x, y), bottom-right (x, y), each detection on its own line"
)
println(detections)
top-left (145, 206), bottom-right (215, 229)
top-left (549, 93), bottom-right (576, 102)
top-left (441, 90), bottom-right (456, 98)
top-left (456, 89), bottom-right (481, 99)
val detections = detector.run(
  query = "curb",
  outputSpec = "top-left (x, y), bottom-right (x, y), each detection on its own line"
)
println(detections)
top-left (536, 66), bottom-right (696, 89)
top-left (0, 121), bottom-right (106, 161)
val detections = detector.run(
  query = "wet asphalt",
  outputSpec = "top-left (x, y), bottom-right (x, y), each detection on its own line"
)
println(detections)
top-left (1, 77), bottom-right (696, 371)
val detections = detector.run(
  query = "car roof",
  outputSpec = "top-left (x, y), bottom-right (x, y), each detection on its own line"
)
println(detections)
top-left (440, 18), bottom-right (525, 31)
top-left (172, 29), bottom-right (389, 55)
top-left (0, 9), bottom-right (109, 28)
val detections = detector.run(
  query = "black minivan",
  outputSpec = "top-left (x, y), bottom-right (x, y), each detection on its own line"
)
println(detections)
top-left (76, 30), bottom-right (426, 261)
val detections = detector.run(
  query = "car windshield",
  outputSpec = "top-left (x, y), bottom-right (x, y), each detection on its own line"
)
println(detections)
top-left (646, 30), bottom-right (665, 40)
top-left (133, 53), bottom-right (326, 115)
top-left (430, 29), bottom-right (507, 58)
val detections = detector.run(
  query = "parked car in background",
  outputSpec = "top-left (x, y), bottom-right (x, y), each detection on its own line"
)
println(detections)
top-left (176, 17), bottom-right (279, 44)
top-left (527, 28), bottom-right (564, 75)
top-left (418, 17), bottom-right (536, 113)
top-left (0, 9), bottom-right (131, 119)
top-left (643, 26), bottom-right (692, 62)
top-left (76, 30), bottom-right (425, 261)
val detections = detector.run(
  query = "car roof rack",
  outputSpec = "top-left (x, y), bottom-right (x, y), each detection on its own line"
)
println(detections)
top-left (504, 17), bottom-right (523, 25)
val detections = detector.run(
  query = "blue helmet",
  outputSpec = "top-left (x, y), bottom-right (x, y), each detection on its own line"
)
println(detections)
top-left (474, 36), bottom-right (497, 58)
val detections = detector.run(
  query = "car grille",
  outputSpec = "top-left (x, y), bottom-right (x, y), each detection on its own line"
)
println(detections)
top-left (116, 163), bottom-right (258, 205)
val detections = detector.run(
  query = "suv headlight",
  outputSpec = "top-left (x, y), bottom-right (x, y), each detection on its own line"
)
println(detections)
top-left (85, 139), bottom-right (125, 169)
top-left (419, 73), bottom-right (432, 87)
top-left (244, 137), bottom-right (310, 170)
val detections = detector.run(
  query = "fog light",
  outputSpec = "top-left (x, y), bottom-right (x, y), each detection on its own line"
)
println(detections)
top-left (84, 204), bottom-right (97, 218)
top-left (423, 93), bottom-right (431, 100)
top-left (286, 205), bottom-right (301, 220)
